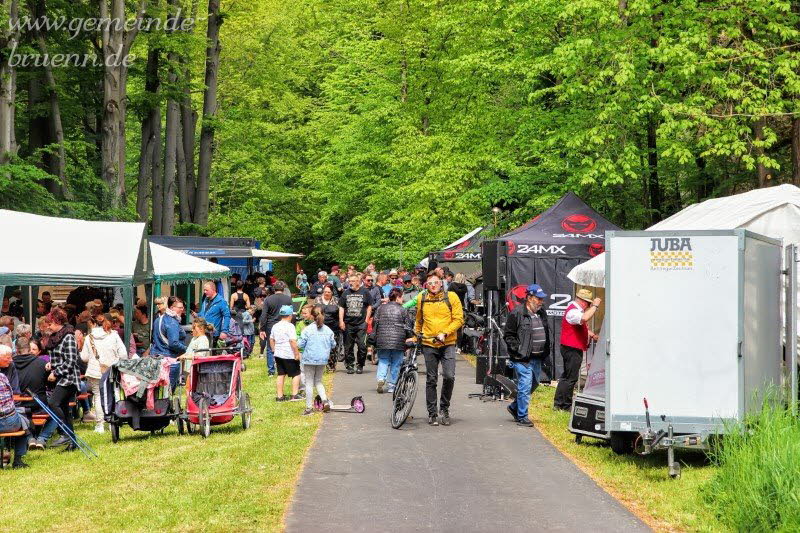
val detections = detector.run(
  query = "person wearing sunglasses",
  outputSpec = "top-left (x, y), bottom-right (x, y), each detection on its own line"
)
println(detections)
top-left (414, 273), bottom-right (463, 426)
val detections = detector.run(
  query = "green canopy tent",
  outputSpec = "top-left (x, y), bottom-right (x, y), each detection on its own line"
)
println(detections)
top-left (0, 210), bottom-right (152, 350)
top-left (149, 243), bottom-right (231, 320)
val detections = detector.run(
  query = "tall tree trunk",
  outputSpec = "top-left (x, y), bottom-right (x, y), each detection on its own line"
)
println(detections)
top-left (647, 115), bottom-right (662, 223)
top-left (176, 120), bottom-right (190, 223)
top-left (151, 107), bottom-right (163, 235)
top-left (100, 0), bottom-right (147, 210)
top-left (181, 99), bottom-right (197, 215)
top-left (29, 74), bottom-right (58, 194)
top-left (180, 0), bottom-right (199, 218)
top-left (0, 0), bottom-right (20, 164)
top-left (162, 86), bottom-right (179, 234)
top-left (136, 47), bottom-right (160, 222)
top-left (194, 0), bottom-right (222, 225)
top-left (695, 155), bottom-right (713, 201)
top-left (35, 34), bottom-right (71, 199)
top-left (753, 117), bottom-right (769, 187)
top-left (791, 118), bottom-right (800, 185)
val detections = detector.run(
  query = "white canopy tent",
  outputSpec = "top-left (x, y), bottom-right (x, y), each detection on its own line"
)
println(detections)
top-left (0, 210), bottom-right (151, 347)
top-left (150, 243), bottom-right (230, 282)
top-left (0, 209), bottom-right (150, 286)
top-left (250, 249), bottom-right (304, 259)
top-left (569, 184), bottom-right (800, 287)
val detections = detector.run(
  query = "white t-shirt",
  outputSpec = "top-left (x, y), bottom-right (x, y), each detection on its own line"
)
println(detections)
top-left (270, 320), bottom-right (297, 360)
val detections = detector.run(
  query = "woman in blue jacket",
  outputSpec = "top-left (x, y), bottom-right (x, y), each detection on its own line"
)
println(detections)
top-left (150, 296), bottom-right (188, 391)
top-left (298, 306), bottom-right (335, 415)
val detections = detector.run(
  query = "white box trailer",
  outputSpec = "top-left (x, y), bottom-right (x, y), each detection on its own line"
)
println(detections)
top-left (605, 230), bottom-right (782, 458)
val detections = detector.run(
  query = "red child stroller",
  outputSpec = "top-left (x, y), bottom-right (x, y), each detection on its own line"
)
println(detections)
top-left (177, 342), bottom-right (253, 438)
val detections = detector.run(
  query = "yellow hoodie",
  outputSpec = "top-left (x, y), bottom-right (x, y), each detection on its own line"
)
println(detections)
top-left (414, 290), bottom-right (464, 347)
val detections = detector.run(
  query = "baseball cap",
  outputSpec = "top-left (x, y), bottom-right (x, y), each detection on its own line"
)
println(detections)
top-left (576, 288), bottom-right (593, 302)
top-left (526, 284), bottom-right (547, 298)
top-left (402, 274), bottom-right (412, 282)
top-left (279, 305), bottom-right (294, 316)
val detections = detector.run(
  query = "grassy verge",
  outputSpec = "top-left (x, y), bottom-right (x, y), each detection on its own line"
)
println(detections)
top-left (463, 355), bottom-right (719, 532)
top-left (0, 359), bottom-right (327, 532)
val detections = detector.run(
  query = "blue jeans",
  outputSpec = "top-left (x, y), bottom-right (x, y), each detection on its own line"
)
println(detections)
top-left (38, 416), bottom-right (58, 442)
top-left (265, 344), bottom-right (276, 374)
top-left (376, 349), bottom-right (404, 385)
top-left (509, 359), bottom-right (542, 420)
top-left (0, 412), bottom-right (28, 460)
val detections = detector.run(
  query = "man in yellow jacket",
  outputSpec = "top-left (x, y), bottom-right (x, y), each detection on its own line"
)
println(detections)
top-left (415, 272), bottom-right (464, 426)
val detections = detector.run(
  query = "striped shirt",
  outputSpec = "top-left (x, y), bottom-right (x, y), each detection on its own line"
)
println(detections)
top-left (529, 314), bottom-right (547, 356)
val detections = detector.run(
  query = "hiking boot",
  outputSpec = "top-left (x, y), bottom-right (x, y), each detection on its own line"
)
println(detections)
top-left (507, 404), bottom-right (517, 420)
top-left (12, 459), bottom-right (29, 469)
top-left (428, 415), bottom-right (439, 426)
top-left (302, 408), bottom-right (314, 416)
top-left (51, 436), bottom-right (70, 447)
top-left (346, 367), bottom-right (355, 375)
top-left (356, 367), bottom-right (363, 375)
top-left (62, 444), bottom-right (77, 453)
top-left (377, 380), bottom-right (386, 394)
top-left (440, 410), bottom-right (451, 426)
top-left (516, 418), bottom-right (534, 427)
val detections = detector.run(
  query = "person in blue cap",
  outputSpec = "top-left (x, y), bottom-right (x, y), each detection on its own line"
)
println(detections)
top-left (502, 283), bottom-right (551, 426)
top-left (270, 304), bottom-right (302, 401)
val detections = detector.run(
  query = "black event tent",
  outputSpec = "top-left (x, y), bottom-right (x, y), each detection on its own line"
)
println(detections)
top-left (484, 191), bottom-right (619, 380)
top-left (428, 225), bottom-right (493, 278)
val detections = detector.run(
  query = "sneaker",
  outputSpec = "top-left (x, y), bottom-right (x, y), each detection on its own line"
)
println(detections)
top-left (377, 380), bottom-right (386, 394)
top-left (516, 417), bottom-right (534, 427)
top-left (428, 415), bottom-right (439, 426)
top-left (289, 394), bottom-right (303, 402)
top-left (507, 404), bottom-right (517, 420)
top-left (94, 424), bottom-right (105, 434)
top-left (346, 367), bottom-right (355, 375)
top-left (51, 436), bottom-right (70, 447)
top-left (28, 438), bottom-right (37, 450)
top-left (323, 401), bottom-right (332, 413)
top-left (356, 367), bottom-right (363, 375)
top-left (440, 410), bottom-right (451, 426)
top-left (62, 443), bottom-right (77, 453)
top-left (33, 439), bottom-right (46, 450)
top-left (275, 396), bottom-right (287, 402)
top-left (302, 408), bottom-right (314, 416)
top-left (82, 412), bottom-right (97, 423)
top-left (12, 460), bottom-right (29, 469)
top-left (386, 386), bottom-right (395, 394)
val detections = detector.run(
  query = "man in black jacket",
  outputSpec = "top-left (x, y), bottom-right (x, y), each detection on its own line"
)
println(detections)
top-left (259, 281), bottom-right (293, 376)
top-left (503, 284), bottom-right (550, 427)
top-left (13, 337), bottom-right (58, 449)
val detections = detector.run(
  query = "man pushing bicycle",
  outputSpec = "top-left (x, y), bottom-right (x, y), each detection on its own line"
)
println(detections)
top-left (414, 272), bottom-right (463, 426)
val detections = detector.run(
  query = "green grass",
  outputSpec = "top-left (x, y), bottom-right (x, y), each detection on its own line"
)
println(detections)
top-left (704, 400), bottom-right (800, 532)
top-left (0, 359), bottom-right (327, 532)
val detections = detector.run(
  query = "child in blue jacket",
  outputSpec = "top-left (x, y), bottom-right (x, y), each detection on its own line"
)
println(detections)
top-left (298, 306), bottom-right (335, 415)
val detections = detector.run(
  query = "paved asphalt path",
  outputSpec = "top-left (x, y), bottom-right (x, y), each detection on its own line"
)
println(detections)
top-left (285, 357), bottom-right (650, 533)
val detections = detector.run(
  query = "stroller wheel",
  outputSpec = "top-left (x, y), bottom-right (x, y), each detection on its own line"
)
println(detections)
top-left (240, 391), bottom-right (252, 430)
top-left (110, 422), bottom-right (120, 443)
top-left (199, 398), bottom-right (211, 438)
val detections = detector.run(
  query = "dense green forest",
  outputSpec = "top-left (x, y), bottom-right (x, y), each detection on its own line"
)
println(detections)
top-left (1, 0), bottom-right (799, 267)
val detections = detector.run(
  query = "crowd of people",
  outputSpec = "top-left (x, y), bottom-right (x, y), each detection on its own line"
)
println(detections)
top-left (1, 259), bottom-right (598, 468)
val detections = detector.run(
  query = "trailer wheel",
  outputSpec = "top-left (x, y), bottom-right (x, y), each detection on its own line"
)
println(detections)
top-left (610, 432), bottom-right (633, 455)
top-left (110, 422), bottom-right (120, 443)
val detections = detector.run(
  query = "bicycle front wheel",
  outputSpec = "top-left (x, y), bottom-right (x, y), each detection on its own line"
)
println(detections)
top-left (390, 369), bottom-right (418, 429)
